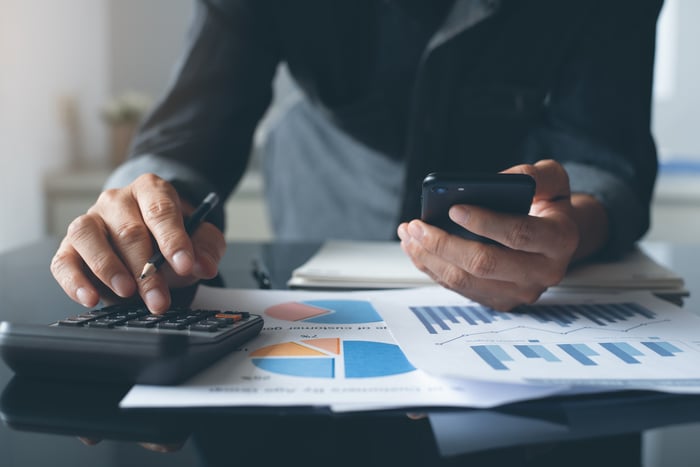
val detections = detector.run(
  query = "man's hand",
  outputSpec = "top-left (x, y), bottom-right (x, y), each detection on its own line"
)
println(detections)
top-left (50, 174), bottom-right (226, 314)
top-left (397, 160), bottom-right (609, 311)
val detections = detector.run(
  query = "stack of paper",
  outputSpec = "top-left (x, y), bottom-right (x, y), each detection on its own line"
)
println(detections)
top-left (288, 240), bottom-right (686, 295)
top-left (120, 286), bottom-right (700, 412)
top-left (288, 241), bottom-right (432, 289)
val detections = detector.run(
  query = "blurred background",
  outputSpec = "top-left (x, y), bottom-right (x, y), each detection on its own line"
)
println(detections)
top-left (0, 0), bottom-right (698, 252)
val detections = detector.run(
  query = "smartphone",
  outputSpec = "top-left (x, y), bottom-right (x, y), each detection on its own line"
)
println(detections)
top-left (421, 172), bottom-right (535, 243)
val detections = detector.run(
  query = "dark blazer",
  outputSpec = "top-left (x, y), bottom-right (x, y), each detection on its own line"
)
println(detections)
top-left (129, 0), bottom-right (662, 255)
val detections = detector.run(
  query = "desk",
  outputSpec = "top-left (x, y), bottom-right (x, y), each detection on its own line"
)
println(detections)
top-left (1, 239), bottom-right (700, 466)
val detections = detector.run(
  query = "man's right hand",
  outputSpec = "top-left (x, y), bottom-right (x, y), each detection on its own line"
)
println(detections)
top-left (50, 174), bottom-right (226, 314)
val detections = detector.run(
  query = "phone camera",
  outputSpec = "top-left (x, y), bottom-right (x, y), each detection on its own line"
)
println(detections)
top-left (432, 186), bottom-right (448, 195)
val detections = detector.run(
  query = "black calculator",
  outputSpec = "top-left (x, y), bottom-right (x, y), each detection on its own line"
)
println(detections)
top-left (0, 303), bottom-right (264, 385)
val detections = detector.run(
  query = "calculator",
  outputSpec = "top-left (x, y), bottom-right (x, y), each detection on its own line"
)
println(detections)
top-left (0, 303), bottom-right (264, 385)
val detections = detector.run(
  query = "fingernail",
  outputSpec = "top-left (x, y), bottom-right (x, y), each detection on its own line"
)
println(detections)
top-left (76, 287), bottom-right (93, 307)
top-left (449, 205), bottom-right (470, 224)
top-left (145, 289), bottom-right (168, 313)
top-left (172, 250), bottom-right (193, 273)
top-left (408, 222), bottom-right (424, 239)
top-left (111, 273), bottom-right (134, 297)
top-left (397, 224), bottom-right (408, 241)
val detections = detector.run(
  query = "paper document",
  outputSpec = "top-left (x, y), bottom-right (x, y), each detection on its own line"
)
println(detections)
top-left (121, 286), bottom-right (563, 410)
top-left (288, 241), bottom-right (432, 289)
top-left (122, 285), bottom-right (700, 411)
top-left (288, 241), bottom-right (685, 293)
top-left (376, 287), bottom-right (700, 392)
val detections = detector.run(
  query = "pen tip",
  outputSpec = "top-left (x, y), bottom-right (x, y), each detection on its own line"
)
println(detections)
top-left (139, 263), bottom-right (156, 280)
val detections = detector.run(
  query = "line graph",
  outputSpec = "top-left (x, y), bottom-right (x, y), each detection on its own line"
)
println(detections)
top-left (435, 320), bottom-right (671, 345)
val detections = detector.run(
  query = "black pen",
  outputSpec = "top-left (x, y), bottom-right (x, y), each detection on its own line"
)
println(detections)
top-left (139, 192), bottom-right (220, 279)
top-left (251, 258), bottom-right (272, 289)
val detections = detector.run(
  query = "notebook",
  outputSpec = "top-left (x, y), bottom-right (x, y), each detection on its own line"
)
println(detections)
top-left (287, 240), bottom-right (686, 294)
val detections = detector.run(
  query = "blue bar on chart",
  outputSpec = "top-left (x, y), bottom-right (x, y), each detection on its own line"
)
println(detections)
top-left (514, 302), bottom-right (657, 328)
top-left (558, 343), bottom-right (599, 366)
top-left (600, 342), bottom-right (644, 364)
top-left (469, 340), bottom-right (685, 373)
top-left (515, 344), bottom-right (561, 362)
top-left (410, 305), bottom-right (512, 334)
top-left (642, 341), bottom-right (683, 357)
top-left (471, 345), bottom-right (513, 370)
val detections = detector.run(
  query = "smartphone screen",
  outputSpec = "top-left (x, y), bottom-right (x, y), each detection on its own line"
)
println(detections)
top-left (420, 172), bottom-right (535, 243)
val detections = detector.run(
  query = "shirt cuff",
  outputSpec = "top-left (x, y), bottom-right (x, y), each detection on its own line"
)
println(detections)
top-left (103, 154), bottom-right (226, 231)
top-left (563, 161), bottom-right (647, 258)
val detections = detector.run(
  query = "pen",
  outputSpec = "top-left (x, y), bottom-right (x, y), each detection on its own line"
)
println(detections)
top-left (139, 192), bottom-right (220, 279)
top-left (251, 258), bottom-right (272, 289)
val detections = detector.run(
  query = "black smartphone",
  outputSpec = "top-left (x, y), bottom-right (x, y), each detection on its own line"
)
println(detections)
top-left (421, 172), bottom-right (535, 243)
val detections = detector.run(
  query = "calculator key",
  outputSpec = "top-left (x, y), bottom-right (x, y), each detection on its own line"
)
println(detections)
top-left (57, 318), bottom-right (88, 327)
top-left (89, 317), bottom-right (128, 328)
top-left (84, 310), bottom-right (114, 318)
top-left (199, 319), bottom-right (225, 327)
top-left (88, 320), bottom-right (117, 329)
top-left (126, 319), bottom-right (159, 328)
top-left (215, 313), bottom-right (243, 322)
top-left (159, 321), bottom-right (188, 330)
top-left (128, 315), bottom-right (165, 325)
top-left (211, 318), bottom-right (234, 326)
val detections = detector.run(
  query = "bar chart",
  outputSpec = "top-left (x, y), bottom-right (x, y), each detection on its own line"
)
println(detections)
top-left (377, 288), bottom-right (700, 388)
top-left (410, 302), bottom-right (658, 335)
top-left (471, 339), bottom-right (684, 371)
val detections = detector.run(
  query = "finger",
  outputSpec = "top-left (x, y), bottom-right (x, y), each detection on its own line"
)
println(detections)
top-left (405, 219), bottom-right (553, 282)
top-left (502, 160), bottom-right (570, 202)
top-left (191, 222), bottom-right (226, 279)
top-left (131, 174), bottom-right (195, 276)
top-left (403, 238), bottom-right (536, 311)
top-left (448, 205), bottom-right (565, 255)
top-left (137, 269), bottom-right (172, 314)
top-left (62, 213), bottom-right (137, 299)
top-left (94, 193), bottom-right (172, 313)
top-left (401, 224), bottom-right (545, 309)
top-left (158, 223), bottom-right (226, 289)
top-left (51, 241), bottom-right (101, 308)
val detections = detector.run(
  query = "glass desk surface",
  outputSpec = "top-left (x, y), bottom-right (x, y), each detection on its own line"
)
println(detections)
top-left (2, 239), bottom-right (700, 467)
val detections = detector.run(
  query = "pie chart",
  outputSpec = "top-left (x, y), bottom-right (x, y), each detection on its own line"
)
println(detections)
top-left (265, 300), bottom-right (383, 324)
top-left (250, 338), bottom-right (415, 378)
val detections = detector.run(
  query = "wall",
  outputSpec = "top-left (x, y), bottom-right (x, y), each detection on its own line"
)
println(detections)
top-left (0, 0), bottom-right (109, 252)
top-left (653, 0), bottom-right (700, 159)
top-left (107, 0), bottom-right (193, 98)
top-left (0, 0), bottom-right (195, 253)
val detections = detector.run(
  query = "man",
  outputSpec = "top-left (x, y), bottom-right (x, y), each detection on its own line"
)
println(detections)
top-left (50, 0), bottom-right (662, 314)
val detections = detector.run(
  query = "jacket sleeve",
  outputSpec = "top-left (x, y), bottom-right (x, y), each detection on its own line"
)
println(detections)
top-left (524, 0), bottom-right (663, 257)
top-left (105, 0), bottom-right (280, 230)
